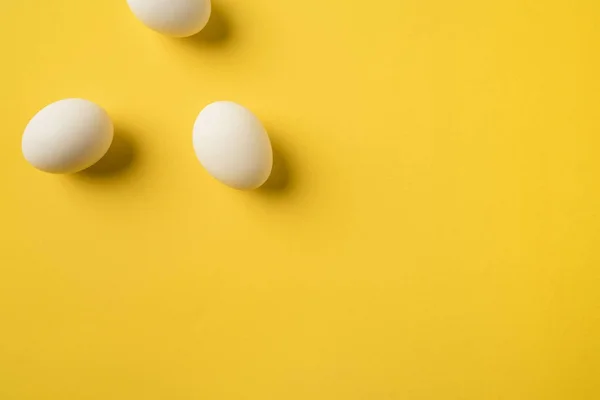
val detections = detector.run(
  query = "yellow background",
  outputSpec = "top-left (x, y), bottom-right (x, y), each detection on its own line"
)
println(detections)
top-left (1, 0), bottom-right (599, 398)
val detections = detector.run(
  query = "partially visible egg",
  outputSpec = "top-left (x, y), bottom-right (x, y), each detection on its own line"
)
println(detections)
top-left (127, 0), bottom-right (212, 38)
top-left (193, 101), bottom-right (273, 190)
top-left (22, 99), bottom-right (114, 174)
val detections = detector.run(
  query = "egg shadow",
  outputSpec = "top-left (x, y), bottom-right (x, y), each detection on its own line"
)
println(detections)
top-left (184, 3), bottom-right (233, 47)
top-left (77, 128), bottom-right (137, 180)
top-left (258, 132), bottom-right (296, 197)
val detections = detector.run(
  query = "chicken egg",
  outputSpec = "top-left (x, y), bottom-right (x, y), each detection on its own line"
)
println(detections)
top-left (127, 0), bottom-right (212, 38)
top-left (193, 101), bottom-right (273, 190)
top-left (22, 99), bottom-right (114, 174)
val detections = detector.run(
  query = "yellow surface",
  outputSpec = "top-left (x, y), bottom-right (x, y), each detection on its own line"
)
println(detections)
top-left (0, 0), bottom-right (599, 399)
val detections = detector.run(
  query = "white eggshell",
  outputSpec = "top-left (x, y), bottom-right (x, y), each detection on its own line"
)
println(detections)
top-left (22, 99), bottom-right (114, 174)
top-left (127, 0), bottom-right (212, 38)
top-left (193, 101), bottom-right (273, 190)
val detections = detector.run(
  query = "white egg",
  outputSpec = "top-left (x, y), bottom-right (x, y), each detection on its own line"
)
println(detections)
top-left (127, 0), bottom-right (212, 38)
top-left (22, 99), bottom-right (114, 174)
top-left (193, 101), bottom-right (273, 190)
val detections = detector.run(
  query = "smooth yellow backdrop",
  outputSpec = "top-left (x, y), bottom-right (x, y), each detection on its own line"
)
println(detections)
top-left (1, 1), bottom-right (599, 399)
